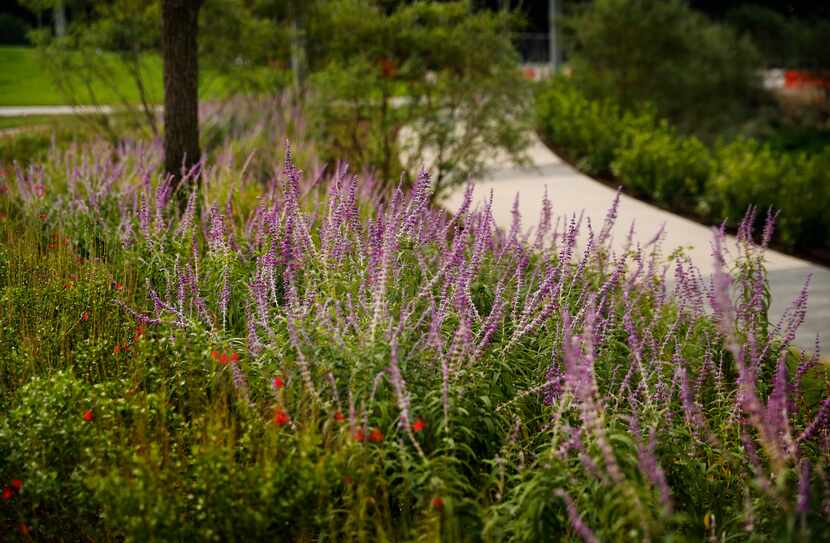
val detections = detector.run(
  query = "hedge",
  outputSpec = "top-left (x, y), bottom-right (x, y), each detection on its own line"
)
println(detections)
top-left (536, 78), bottom-right (830, 253)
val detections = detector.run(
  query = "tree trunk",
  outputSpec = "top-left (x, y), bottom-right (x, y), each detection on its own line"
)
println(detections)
top-left (162, 0), bottom-right (202, 183)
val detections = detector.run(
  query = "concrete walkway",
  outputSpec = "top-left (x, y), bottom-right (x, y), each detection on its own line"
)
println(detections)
top-left (444, 135), bottom-right (829, 355)
top-left (0, 106), bottom-right (122, 117)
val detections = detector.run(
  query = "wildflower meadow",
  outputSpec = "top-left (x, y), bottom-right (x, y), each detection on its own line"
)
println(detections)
top-left (0, 113), bottom-right (829, 541)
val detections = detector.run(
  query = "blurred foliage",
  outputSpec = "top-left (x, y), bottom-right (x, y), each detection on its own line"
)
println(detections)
top-left (611, 122), bottom-right (712, 210)
top-left (725, 5), bottom-right (830, 69)
top-left (0, 14), bottom-right (31, 45)
top-left (708, 140), bottom-right (830, 250)
top-left (28, 0), bottom-right (163, 139)
top-left (535, 78), bottom-right (624, 176)
top-left (306, 0), bottom-right (532, 196)
top-left (0, 113), bottom-right (156, 168)
top-left (21, 0), bottom-right (532, 194)
top-left (536, 77), bottom-right (830, 255)
top-left (563, 0), bottom-right (765, 138)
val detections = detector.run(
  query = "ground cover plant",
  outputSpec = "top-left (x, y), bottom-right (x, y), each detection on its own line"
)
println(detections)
top-left (0, 117), bottom-right (829, 541)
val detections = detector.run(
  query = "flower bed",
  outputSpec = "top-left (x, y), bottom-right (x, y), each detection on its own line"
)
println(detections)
top-left (0, 130), bottom-right (828, 540)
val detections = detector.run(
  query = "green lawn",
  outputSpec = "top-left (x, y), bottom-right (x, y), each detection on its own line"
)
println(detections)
top-left (0, 46), bottom-right (162, 106)
top-left (0, 46), bottom-right (230, 107)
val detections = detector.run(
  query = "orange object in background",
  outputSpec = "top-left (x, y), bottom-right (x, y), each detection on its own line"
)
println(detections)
top-left (784, 70), bottom-right (830, 90)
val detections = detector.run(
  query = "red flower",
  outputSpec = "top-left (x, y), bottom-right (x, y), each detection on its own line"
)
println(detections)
top-left (81, 311), bottom-right (89, 322)
top-left (369, 427), bottom-right (384, 443)
top-left (210, 350), bottom-right (219, 360)
top-left (431, 496), bottom-right (444, 511)
top-left (83, 409), bottom-right (94, 422)
top-left (412, 418), bottom-right (426, 432)
top-left (134, 325), bottom-right (145, 339)
top-left (19, 523), bottom-right (29, 536)
top-left (114, 344), bottom-right (121, 354)
top-left (334, 411), bottom-right (345, 423)
top-left (219, 353), bottom-right (229, 365)
top-left (230, 352), bottom-right (239, 363)
top-left (2, 487), bottom-right (12, 500)
top-left (273, 376), bottom-right (285, 389)
top-left (114, 281), bottom-right (123, 290)
top-left (11, 479), bottom-right (22, 491)
top-left (274, 409), bottom-right (290, 426)
top-left (353, 429), bottom-right (365, 442)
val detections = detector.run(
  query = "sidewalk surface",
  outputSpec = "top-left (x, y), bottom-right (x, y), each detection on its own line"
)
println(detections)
top-left (444, 135), bottom-right (829, 355)
top-left (0, 106), bottom-right (119, 117)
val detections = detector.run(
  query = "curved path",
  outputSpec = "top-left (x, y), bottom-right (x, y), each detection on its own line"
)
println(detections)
top-left (443, 135), bottom-right (829, 355)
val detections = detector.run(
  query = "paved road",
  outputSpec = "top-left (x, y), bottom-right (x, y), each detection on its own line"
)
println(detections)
top-left (443, 136), bottom-right (830, 355)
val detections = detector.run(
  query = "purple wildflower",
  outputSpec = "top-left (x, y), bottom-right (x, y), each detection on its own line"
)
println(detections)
top-left (555, 490), bottom-right (600, 543)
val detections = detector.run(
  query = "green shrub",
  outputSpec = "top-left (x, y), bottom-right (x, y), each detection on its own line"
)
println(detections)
top-left (726, 5), bottom-right (830, 70)
top-left (0, 372), bottom-right (121, 540)
top-left (535, 77), bottom-right (625, 175)
top-left (537, 79), bottom-right (830, 252)
top-left (709, 140), bottom-right (830, 249)
top-left (612, 121), bottom-right (712, 210)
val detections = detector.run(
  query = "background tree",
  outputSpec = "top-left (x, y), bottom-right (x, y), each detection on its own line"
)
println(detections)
top-left (21, 0), bottom-right (533, 195)
top-left (28, 0), bottom-right (162, 141)
top-left (307, 0), bottom-right (532, 197)
top-left (162, 0), bottom-right (203, 180)
top-left (564, 0), bottom-right (763, 138)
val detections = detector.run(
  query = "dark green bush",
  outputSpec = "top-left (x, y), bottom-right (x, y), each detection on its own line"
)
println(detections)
top-left (0, 15), bottom-right (29, 45)
top-left (564, 0), bottom-right (763, 137)
top-left (726, 5), bottom-right (830, 70)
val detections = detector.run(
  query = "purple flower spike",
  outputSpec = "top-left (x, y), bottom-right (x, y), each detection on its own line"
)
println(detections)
top-left (555, 490), bottom-right (600, 543)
